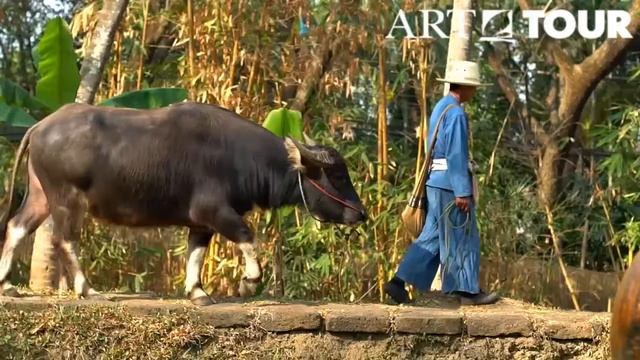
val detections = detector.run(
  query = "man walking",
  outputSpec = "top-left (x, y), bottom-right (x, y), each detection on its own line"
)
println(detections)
top-left (384, 60), bottom-right (499, 306)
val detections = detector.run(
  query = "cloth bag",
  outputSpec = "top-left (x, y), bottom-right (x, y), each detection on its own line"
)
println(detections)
top-left (401, 104), bottom-right (456, 238)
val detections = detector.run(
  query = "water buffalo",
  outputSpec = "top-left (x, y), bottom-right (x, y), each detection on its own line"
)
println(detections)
top-left (0, 102), bottom-right (367, 305)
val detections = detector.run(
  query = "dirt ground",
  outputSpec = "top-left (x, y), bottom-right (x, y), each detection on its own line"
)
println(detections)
top-left (193, 329), bottom-right (609, 360)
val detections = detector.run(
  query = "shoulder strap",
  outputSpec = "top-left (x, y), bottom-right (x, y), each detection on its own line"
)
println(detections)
top-left (425, 103), bottom-right (456, 172)
top-left (411, 104), bottom-right (457, 197)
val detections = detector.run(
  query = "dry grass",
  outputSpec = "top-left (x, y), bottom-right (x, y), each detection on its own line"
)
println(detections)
top-left (0, 305), bottom-right (217, 359)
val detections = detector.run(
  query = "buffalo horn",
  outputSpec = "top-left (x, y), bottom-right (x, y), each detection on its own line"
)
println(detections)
top-left (289, 137), bottom-right (334, 167)
top-left (303, 133), bottom-right (317, 146)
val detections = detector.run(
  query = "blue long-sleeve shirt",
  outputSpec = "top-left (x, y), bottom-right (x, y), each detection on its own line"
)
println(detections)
top-left (425, 95), bottom-right (473, 198)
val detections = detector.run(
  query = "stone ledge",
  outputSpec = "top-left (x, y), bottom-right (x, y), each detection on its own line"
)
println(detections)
top-left (251, 304), bottom-right (322, 332)
top-left (0, 296), bottom-right (611, 340)
top-left (200, 303), bottom-right (252, 328)
top-left (466, 312), bottom-right (532, 337)
top-left (532, 311), bottom-right (608, 340)
top-left (323, 304), bottom-right (391, 333)
top-left (394, 307), bottom-right (462, 335)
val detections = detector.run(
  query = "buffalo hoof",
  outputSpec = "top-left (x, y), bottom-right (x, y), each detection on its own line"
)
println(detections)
top-left (238, 277), bottom-right (259, 297)
top-left (191, 296), bottom-right (215, 306)
top-left (1, 286), bottom-right (20, 297)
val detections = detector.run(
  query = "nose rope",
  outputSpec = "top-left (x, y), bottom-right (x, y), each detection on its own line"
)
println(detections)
top-left (297, 172), bottom-right (362, 220)
top-left (298, 172), bottom-right (325, 223)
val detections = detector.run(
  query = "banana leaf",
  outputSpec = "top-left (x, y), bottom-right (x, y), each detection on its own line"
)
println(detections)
top-left (98, 88), bottom-right (188, 109)
top-left (262, 108), bottom-right (303, 141)
top-left (0, 102), bottom-right (38, 127)
top-left (35, 17), bottom-right (80, 111)
top-left (0, 78), bottom-right (50, 118)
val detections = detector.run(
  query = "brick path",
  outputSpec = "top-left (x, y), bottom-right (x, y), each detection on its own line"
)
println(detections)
top-left (0, 294), bottom-right (610, 341)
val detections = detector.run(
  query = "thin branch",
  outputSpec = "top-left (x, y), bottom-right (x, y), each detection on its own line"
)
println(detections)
top-left (516, 0), bottom-right (574, 78)
top-left (544, 204), bottom-right (581, 311)
top-left (486, 100), bottom-right (515, 183)
top-left (486, 44), bottom-right (550, 146)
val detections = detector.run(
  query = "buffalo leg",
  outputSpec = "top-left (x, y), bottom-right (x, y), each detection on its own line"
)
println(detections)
top-left (237, 241), bottom-right (262, 297)
top-left (0, 165), bottom-right (50, 296)
top-left (50, 202), bottom-right (101, 299)
top-left (207, 207), bottom-right (261, 297)
top-left (185, 229), bottom-right (214, 306)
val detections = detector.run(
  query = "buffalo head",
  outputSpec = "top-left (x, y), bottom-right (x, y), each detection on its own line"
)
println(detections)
top-left (284, 137), bottom-right (367, 225)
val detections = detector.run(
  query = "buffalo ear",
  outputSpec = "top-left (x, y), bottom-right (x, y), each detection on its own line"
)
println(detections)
top-left (284, 137), bottom-right (306, 172)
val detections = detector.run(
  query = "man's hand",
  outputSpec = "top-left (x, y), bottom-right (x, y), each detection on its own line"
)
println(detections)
top-left (455, 197), bottom-right (472, 213)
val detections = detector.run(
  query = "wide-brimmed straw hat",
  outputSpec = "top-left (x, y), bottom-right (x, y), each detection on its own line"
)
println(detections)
top-left (436, 60), bottom-right (488, 87)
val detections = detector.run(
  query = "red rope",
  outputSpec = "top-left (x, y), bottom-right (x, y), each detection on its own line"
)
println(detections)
top-left (306, 177), bottom-right (361, 213)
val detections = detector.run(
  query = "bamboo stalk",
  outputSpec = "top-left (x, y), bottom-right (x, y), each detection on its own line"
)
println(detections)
top-left (580, 219), bottom-right (589, 269)
top-left (294, 207), bottom-right (300, 227)
top-left (373, 225), bottom-right (385, 301)
top-left (186, 0), bottom-right (196, 96)
top-left (273, 212), bottom-right (284, 297)
top-left (108, 31), bottom-right (121, 98)
top-left (544, 204), bottom-right (581, 310)
top-left (597, 183), bottom-right (625, 272)
top-left (136, 0), bottom-right (149, 90)
top-left (390, 226), bottom-right (400, 265)
top-left (416, 44), bottom-right (428, 179)
top-left (166, 248), bottom-right (171, 292)
top-left (247, 53), bottom-right (259, 96)
top-left (486, 100), bottom-right (515, 183)
top-left (375, 36), bottom-right (388, 301)
top-left (227, 39), bottom-right (239, 88)
top-left (116, 28), bottom-right (124, 94)
top-left (376, 35), bottom-right (388, 207)
top-left (205, 234), bottom-right (217, 286)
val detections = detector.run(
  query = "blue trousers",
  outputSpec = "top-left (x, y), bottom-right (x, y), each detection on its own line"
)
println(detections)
top-left (396, 186), bottom-right (480, 294)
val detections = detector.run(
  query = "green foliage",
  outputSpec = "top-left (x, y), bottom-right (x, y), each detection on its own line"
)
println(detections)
top-left (0, 103), bottom-right (37, 127)
top-left (98, 88), bottom-right (188, 109)
top-left (0, 78), bottom-right (49, 126)
top-left (0, 78), bottom-right (49, 116)
top-left (0, 16), bottom-right (189, 131)
top-left (614, 219), bottom-right (640, 267)
top-left (79, 221), bottom-right (186, 294)
top-left (590, 105), bottom-right (640, 269)
top-left (35, 17), bottom-right (80, 111)
top-left (262, 108), bottom-right (303, 141)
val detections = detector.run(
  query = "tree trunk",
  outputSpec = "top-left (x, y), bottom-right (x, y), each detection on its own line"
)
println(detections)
top-left (75, 0), bottom-right (130, 104)
top-left (289, 36), bottom-right (344, 115)
top-left (29, 218), bottom-right (67, 291)
top-left (29, 0), bottom-right (130, 292)
top-left (511, 0), bottom-right (640, 209)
